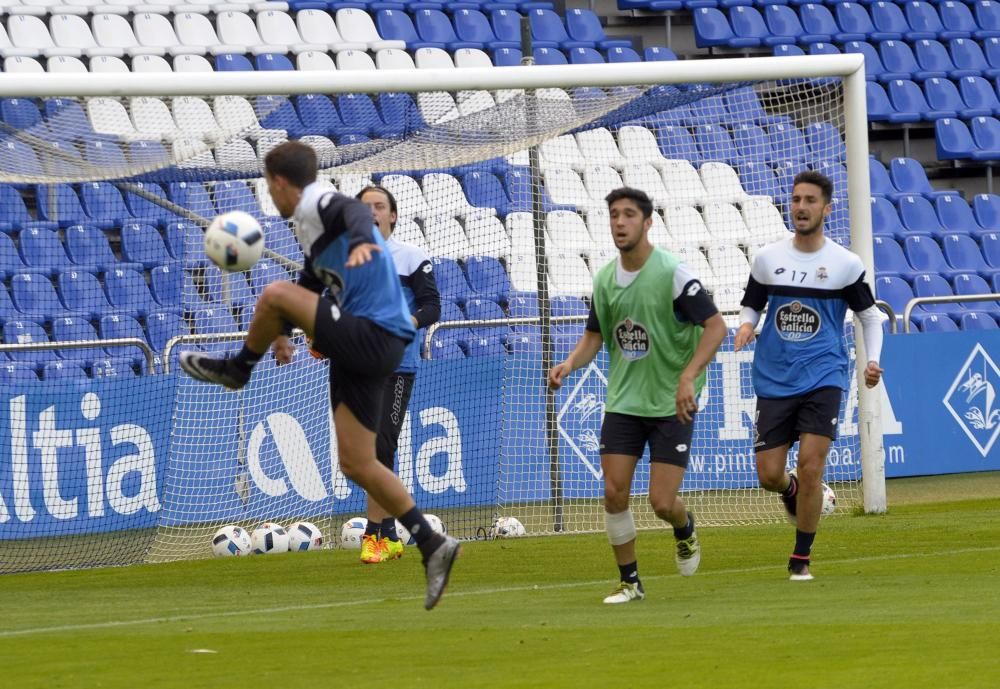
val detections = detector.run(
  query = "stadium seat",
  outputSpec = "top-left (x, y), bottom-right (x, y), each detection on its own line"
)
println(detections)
top-left (970, 115), bottom-right (1000, 158)
top-left (0, 185), bottom-right (49, 234)
top-left (466, 216), bottom-right (512, 260)
top-left (897, 194), bottom-right (946, 239)
top-left (975, 0), bottom-right (1000, 39)
top-left (983, 232), bottom-right (1000, 267)
top-left (98, 312), bottom-right (151, 366)
top-left (907, 239), bottom-right (963, 281)
top-left (953, 272), bottom-right (1000, 313)
top-left (564, 8), bottom-right (630, 49)
top-left (866, 81), bottom-right (898, 122)
top-left (35, 184), bottom-right (91, 228)
top-left (700, 163), bottom-right (749, 205)
top-left (975, 193), bottom-right (1000, 231)
top-left (875, 274), bottom-right (915, 323)
top-left (191, 307), bottom-right (241, 353)
top-left (465, 255), bottom-right (512, 303)
top-left (11, 272), bottom-right (68, 323)
top-left (692, 8), bottom-right (738, 48)
top-left (935, 117), bottom-right (977, 159)
top-left (935, 195), bottom-right (986, 240)
top-left (939, 1), bottom-right (977, 41)
top-left (742, 197), bottom-right (790, 243)
top-left (644, 46), bottom-right (677, 61)
top-left (0, 233), bottom-right (27, 280)
top-left (923, 77), bottom-right (963, 118)
top-left (799, 4), bottom-right (838, 44)
top-left (52, 316), bottom-right (105, 367)
top-left (870, 2), bottom-right (909, 41)
top-left (960, 311), bottom-right (999, 329)
top-left (19, 227), bottom-right (74, 276)
top-left (763, 5), bottom-right (808, 46)
top-left (913, 312), bottom-right (959, 331)
top-left (767, 121), bottom-right (811, 165)
top-left (145, 310), bottom-right (187, 354)
top-left (463, 297), bottom-right (511, 340)
top-left (890, 157), bottom-right (958, 198)
top-left (453, 9), bottom-right (516, 50)
top-left (42, 360), bottom-right (89, 381)
top-left (432, 258), bottom-right (474, 304)
top-left (105, 268), bottom-right (156, 318)
top-left (880, 41), bottom-right (922, 82)
top-left (956, 76), bottom-right (1000, 119)
top-left (202, 266), bottom-right (255, 310)
top-left (948, 38), bottom-right (992, 80)
top-left (889, 79), bottom-right (946, 121)
top-left (943, 234), bottom-right (999, 278)
top-left (0, 361), bottom-right (39, 383)
top-left (903, 2), bottom-right (945, 42)
top-left (3, 319), bottom-right (54, 369)
top-left (873, 235), bottom-right (914, 277)
top-left (120, 223), bottom-right (172, 270)
top-left (913, 273), bottom-right (965, 318)
top-left (428, 333), bottom-right (465, 360)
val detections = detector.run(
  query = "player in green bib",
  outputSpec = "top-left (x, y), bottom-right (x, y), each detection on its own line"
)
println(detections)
top-left (549, 187), bottom-right (726, 604)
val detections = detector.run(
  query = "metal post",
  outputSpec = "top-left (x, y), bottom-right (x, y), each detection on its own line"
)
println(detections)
top-left (521, 15), bottom-right (563, 532)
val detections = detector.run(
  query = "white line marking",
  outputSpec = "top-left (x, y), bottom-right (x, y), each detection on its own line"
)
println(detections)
top-left (2, 545), bottom-right (998, 639)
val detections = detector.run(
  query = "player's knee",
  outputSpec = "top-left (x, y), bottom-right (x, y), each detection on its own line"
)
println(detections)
top-left (603, 485), bottom-right (629, 513)
top-left (605, 509), bottom-right (636, 546)
top-left (795, 459), bottom-right (824, 485)
top-left (258, 280), bottom-right (293, 314)
top-left (757, 463), bottom-right (786, 491)
top-left (649, 494), bottom-right (675, 520)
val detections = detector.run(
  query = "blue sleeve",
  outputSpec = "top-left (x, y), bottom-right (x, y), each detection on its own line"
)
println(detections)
top-left (318, 194), bottom-right (376, 252)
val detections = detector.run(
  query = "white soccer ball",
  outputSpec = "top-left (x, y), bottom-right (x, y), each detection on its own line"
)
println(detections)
top-left (212, 524), bottom-right (252, 557)
top-left (393, 514), bottom-right (444, 545)
top-left (821, 483), bottom-right (837, 515)
top-left (287, 521), bottom-right (323, 551)
top-left (426, 514), bottom-right (446, 535)
top-left (204, 210), bottom-right (264, 272)
top-left (394, 520), bottom-right (415, 546)
top-left (250, 522), bottom-right (289, 554)
top-left (340, 517), bottom-right (367, 549)
top-left (491, 516), bottom-right (526, 539)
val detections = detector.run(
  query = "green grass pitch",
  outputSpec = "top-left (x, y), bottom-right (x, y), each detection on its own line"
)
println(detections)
top-left (3, 474), bottom-right (999, 689)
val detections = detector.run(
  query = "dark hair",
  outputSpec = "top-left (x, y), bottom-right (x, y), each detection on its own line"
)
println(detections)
top-left (792, 170), bottom-right (833, 204)
top-left (356, 185), bottom-right (398, 216)
top-left (263, 141), bottom-right (317, 189)
top-left (605, 186), bottom-right (653, 219)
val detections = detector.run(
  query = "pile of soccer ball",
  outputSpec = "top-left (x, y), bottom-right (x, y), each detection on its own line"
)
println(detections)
top-left (211, 521), bottom-right (323, 557)
top-left (339, 514), bottom-right (447, 549)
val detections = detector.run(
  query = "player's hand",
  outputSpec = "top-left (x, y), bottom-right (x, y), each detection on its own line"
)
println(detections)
top-left (864, 360), bottom-right (883, 388)
top-left (675, 374), bottom-right (698, 424)
top-left (548, 362), bottom-right (573, 390)
top-left (272, 335), bottom-right (294, 365)
top-left (733, 323), bottom-right (756, 351)
top-left (346, 242), bottom-right (381, 267)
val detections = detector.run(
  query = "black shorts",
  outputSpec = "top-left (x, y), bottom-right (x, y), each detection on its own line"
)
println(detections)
top-left (599, 411), bottom-right (695, 469)
top-left (376, 372), bottom-right (416, 468)
top-left (313, 296), bottom-right (407, 433)
top-left (754, 386), bottom-right (843, 452)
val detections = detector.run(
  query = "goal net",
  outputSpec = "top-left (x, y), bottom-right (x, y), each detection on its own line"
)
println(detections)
top-left (0, 57), bottom-right (881, 572)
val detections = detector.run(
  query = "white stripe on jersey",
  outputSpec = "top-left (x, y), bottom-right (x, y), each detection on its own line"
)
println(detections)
top-left (386, 236), bottom-right (430, 277)
top-left (290, 182), bottom-right (337, 257)
top-left (751, 236), bottom-right (864, 291)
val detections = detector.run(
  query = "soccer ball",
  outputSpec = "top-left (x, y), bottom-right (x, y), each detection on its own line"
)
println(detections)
top-left (204, 210), bottom-right (264, 272)
top-left (212, 524), bottom-right (252, 557)
top-left (491, 516), bottom-right (526, 539)
top-left (250, 522), bottom-right (289, 554)
top-left (821, 483), bottom-right (837, 515)
top-left (340, 517), bottom-right (367, 549)
top-left (394, 520), bottom-right (415, 546)
top-left (426, 514), bottom-right (446, 535)
top-left (287, 521), bottom-right (323, 551)
top-left (393, 514), bottom-right (445, 545)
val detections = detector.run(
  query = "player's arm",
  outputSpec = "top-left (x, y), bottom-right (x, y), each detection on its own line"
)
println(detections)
top-left (409, 259), bottom-right (441, 329)
top-left (673, 269), bottom-right (727, 423)
top-left (734, 260), bottom-right (768, 351)
top-left (547, 306), bottom-right (603, 390)
top-left (843, 270), bottom-right (885, 388)
top-left (317, 194), bottom-right (382, 267)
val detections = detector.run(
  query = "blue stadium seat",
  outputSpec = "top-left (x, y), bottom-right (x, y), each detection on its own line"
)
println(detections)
top-left (99, 313), bottom-right (150, 367)
top-left (81, 182), bottom-right (143, 228)
top-left (213, 181), bottom-right (265, 219)
top-left (465, 255), bottom-right (512, 303)
top-left (191, 307), bottom-right (241, 354)
top-left (491, 46), bottom-right (522, 64)
top-left (149, 264), bottom-right (183, 310)
top-left (866, 81), bottom-right (898, 122)
top-left (905, 235), bottom-right (963, 279)
top-left (688, 94), bottom-right (731, 126)
top-left (739, 160), bottom-right (783, 200)
top-left (92, 357), bottom-right (140, 379)
top-left (11, 272), bottom-right (68, 323)
top-left (123, 182), bottom-right (177, 227)
top-left (763, 5), bottom-right (808, 45)
top-left (0, 362), bottom-right (39, 383)
top-left (970, 115), bottom-right (1000, 158)
top-left (960, 311), bottom-right (999, 329)
top-left (52, 316), bottom-right (104, 367)
top-left (869, 157), bottom-right (901, 200)
top-left (957, 76), bottom-right (1000, 118)
top-left (891, 157), bottom-right (958, 198)
top-left (568, 47), bottom-right (604, 64)
top-left (35, 184), bottom-right (91, 228)
top-left (465, 334), bottom-right (507, 357)
top-left (898, 194), bottom-right (945, 238)
top-left (551, 294), bottom-right (588, 318)
top-left (974, 0), bottom-right (1000, 39)
top-left (261, 219), bottom-right (302, 264)
top-left (939, 1), bottom-right (977, 40)
top-left (914, 41), bottom-right (957, 81)
top-left (532, 47), bottom-right (568, 64)
top-left (912, 272), bottom-right (965, 319)
top-left (798, 4), bottom-right (838, 44)
top-left (58, 269), bottom-right (112, 321)
top-left (1, 97), bottom-right (42, 129)
top-left (377, 92), bottom-right (421, 138)
top-left (454, 8), bottom-right (518, 50)
top-left (507, 332), bottom-right (541, 357)
top-left (105, 268), bottom-right (156, 318)
top-left (504, 167), bottom-right (536, 212)
top-left (880, 41), bottom-right (921, 81)
top-left (834, 4), bottom-right (875, 43)
top-left (528, 8), bottom-right (591, 49)
top-left (874, 235), bottom-right (914, 276)
top-left (3, 319), bottom-right (53, 369)
top-left (490, 9), bottom-right (523, 46)
top-left (935, 117), bottom-right (977, 159)
top-left (19, 227), bottom-right (74, 276)
top-left (565, 8), bottom-right (630, 49)
top-left (914, 312), bottom-right (960, 331)
top-left (164, 222), bottom-right (204, 267)
top-left (464, 297), bottom-right (510, 340)
top-left (337, 94), bottom-right (395, 139)
top-left (0, 232), bottom-right (26, 279)
top-left (693, 8), bottom-right (738, 48)
top-left (694, 123), bottom-right (741, 165)
top-left (507, 291), bottom-right (539, 334)
top-left (463, 171), bottom-right (512, 217)
top-left (146, 310), bottom-right (187, 353)
top-left (843, 41), bottom-right (885, 82)
top-left (767, 121), bottom-right (811, 164)
top-left (953, 272), bottom-right (1000, 313)
top-left (121, 223), bottom-right (172, 270)
top-left (215, 53), bottom-right (254, 71)
top-left (936, 195), bottom-right (988, 239)
top-left (167, 181), bottom-right (213, 216)
top-left (375, 9), bottom-right (441, 50)
top-left (983, 232), bottom-right (1000, 266)
top-left (297, 94), bottom-right (362, 140)
top-left (436, 299), bottom-right (473, 350)
top-left (889, 79), bottom-right (945, 120)
top-left (41, 140), bottom-right (86, 179)
top-left (724, 87), bottom-right (785, 127)
top-left (255, 53), bottom-right (295, 71)
top-left (203, 266), bottom-right (256, 310)
top-left (0, 138), bottom-right (44, 183)
top-left (256, 96), bottom-right (307, 140)
top-left (428, 334), bottom-right (465, 359)
top-left (728, 6), bottom-right (770, 47)
top-left (0, 185), bottom-right (52, 233)
top-left (974, 193), bottom-right (1000, 231)
top-left (249, 259), bottom-right (291, 296)
top-left (871, 2), bottom-right (909, 41)
top-left (949, 38), bottom-right (994, 79)
top-left (607, 46), bottom-right (642, 62)
top-left (42, 360), bottom-right (89, 381)
top-left (644, 46), bottom-right (677, 61)
top-left (804, 121), bottom-right (846, 164)
top-left (127, 141), bottom-right (171, 169)
top-left (732, 123), bottom-right (777, 164)
top-left (904, 1), bottom-right (945, 42)
top-left (942, 234), bottom-right (1000, 278)
top-left (433, 257), bottom-right (474, 304)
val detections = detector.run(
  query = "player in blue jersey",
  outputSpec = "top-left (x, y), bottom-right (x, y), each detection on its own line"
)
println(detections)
top-left (734, 170), bottom-right (884, 581)
top-left (355, 185), bottom-right (441, 565)
top-left (179, 142), bottom-right (459, 609)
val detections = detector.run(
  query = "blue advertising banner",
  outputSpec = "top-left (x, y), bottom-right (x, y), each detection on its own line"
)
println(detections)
top-left (0, 375), bottom-right (175, 540)
top-left (881, 330), bottom-right (1000, 477)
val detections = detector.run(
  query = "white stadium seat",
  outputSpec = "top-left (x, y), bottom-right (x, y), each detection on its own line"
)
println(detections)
top-left (703, 202), bottom-right (751, 246)
top-left (622, 163), bottom-right (671, 208)
top-left (333, 173), bottom-right (372, 199)
top-left (255, 130), bottom-right (288, 165)
top-left (256, 10), bottom-right (325, 54)
top-left (296, 50), bottom-right (336, 71)
top-left (546, 210), bottom-right (592, 255)
top-left (540, 135), bottom-right (586, 173)
top-left (89, 55), bottom-right (129, 73)
top-left (134, 13), bottom-right (204, 56)
top-left (3, 56), bottom-right (44, 73)
top-left (375, 48), bottom-right (416, 70)
top-left (507, 212), bottom-right (538, 257)
top-left (700, 161), bottom-right (750, 205)
top-left (548, 253), bottom-right (593, 296)
top-left (422, 173), bottom-right (492, 220)
top-left (7, 0), bottom-right (60, 16)
top-left (649, 212), bottom-right (675, 250)
top-left (707, 243), bottom-right (752, 288)
top-left (392, 219), bottom-right (429, 254)
top-left (507, 252), bottom-right (539, 293)
top-left (46, 55), bottom-right (88, 73)
top-left (216, 11), bottom-right (282, 55)
top-left (454, 48), bottom-right (492, 69)
top-left (742, 197), bottom-right (791, 244)
top-left (214, 138), bottom-right (257, 171)
top-left (335, 9), bottom-right (405, 52)
top-left (617, 125), bottom-right (670, 171)
top-left (711, 284), bottom-right (745, 315)
top-left (87, 97), bottom-right (140, 138)
top-left (174, 13), bottom-right (239, 56)
top-left (582, 165), bottom-right (624, 204)
top-left (50, 14), bottom-right (123, 57)
top-left (414, 47), bottom-right (455, 69)
top-left (674, 245), bottom-right (718, 291)
top-left (131, 54), bottom-right (173, 73)
top-left (93, 14), bottom-right (165, 57)
top-left (173, 54), bottom-right (213, 72)
top-left (335, 49), bottom-right (376, 71)
top-left (576, 128), bottom-right (627, 170)
top-left (381, 174), bottom-right (432, 220)
top-left (295, 9), bottom-right (365, 52)
top-left (660, 159), bottom-right (708, 207)
top-left (664, 204), bottom-right (714, 248)
top-left (424, 217), bottom-right (472, 259)
top-left (172, 96), bottom-right (226, 142)
top-left (173, 138), bottom-right (215, 168)
top-left (543, 166), bottom-right (593, 210)
top-left (299, 135), bottom-right (338, 167)
top-left (467, 215), bottom-right (511, 259)
top-left (0, 23), bottom-right (38, 58)
top-left (131, 96), bottom-right (183, 140)
top-left (8, 15), bottom-right (78, 57)
top-left (417, 92), bottom-right (460, 125)
top-left (456, 90), bottom-right (495, 116)
top-left (214, 96), bottom-right (273, 138)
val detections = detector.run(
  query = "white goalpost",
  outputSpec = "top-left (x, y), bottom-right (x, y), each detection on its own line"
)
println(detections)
top-left (0, 54), bottom-right (884, 572)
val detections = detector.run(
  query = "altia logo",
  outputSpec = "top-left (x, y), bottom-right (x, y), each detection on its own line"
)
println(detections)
top-left (943, 343), bottom-right (1000, 457)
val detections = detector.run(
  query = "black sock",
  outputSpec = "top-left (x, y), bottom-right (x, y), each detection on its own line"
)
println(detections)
top-left (781, 474), bottom-right (799, 515)
top-left (618, 561), bottom-right (641, 589)
top-left (673, 511), bottom-right (694, 541)
top-left (793, 529), bottom-right (815, 559)
top-left (233, 343), bottom-right (263, 373)
top-left (363, 518), bottom-right (380, 538)
top-left (399, 507), bottom-right (443, 557)
top-left (381, 517), bottom-right (398, 541)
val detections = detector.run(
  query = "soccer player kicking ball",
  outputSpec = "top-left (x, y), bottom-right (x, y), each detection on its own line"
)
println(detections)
top-left (355, 185), bottom-right (441, 565)
top-left (179, 141), bottom-right (459, 609)
top-left (548, 187), bottom-right (726, 605)
top-left (734, 170), bottom-right (884, 582)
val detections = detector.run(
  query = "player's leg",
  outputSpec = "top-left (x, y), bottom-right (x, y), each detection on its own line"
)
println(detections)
top-left (753, 396), bottom-right (799, 522)
top-left (599, 412), bottom-right (644, 604)
top-left (647, 416), bottom-right (699, 576)
top-left (179, 281), bottom-right (320, 389)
